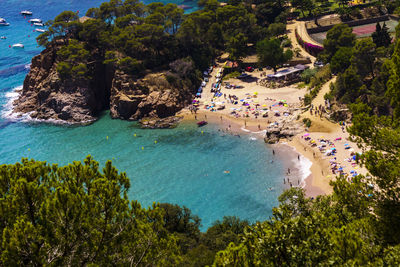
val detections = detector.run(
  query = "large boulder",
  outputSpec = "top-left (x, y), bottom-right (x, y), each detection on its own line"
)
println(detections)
top-left (109, 71), bottom-right (194, 121)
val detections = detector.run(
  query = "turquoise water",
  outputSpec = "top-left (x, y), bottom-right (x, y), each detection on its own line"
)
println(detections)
top-left (0, 0), bottom-right (290, 229)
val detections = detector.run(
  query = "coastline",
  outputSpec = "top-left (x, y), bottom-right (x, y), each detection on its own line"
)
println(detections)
top-left (181, 106), bottom-right (369, 198)
top-left (1, 85), bottom-right (95, 125)
top-left (179, 109), bottom-right (326, 197)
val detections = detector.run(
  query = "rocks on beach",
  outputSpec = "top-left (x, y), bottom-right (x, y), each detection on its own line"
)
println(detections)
top-left (264, 122), bottom-right (303, 144)
top-left (139, 116), bottom-right (182, 129)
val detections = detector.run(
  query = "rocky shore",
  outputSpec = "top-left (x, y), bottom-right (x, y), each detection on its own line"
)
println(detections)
top-left (12, 44), bottom-right (198, 125)
top-left (264, 121), bottom-right (304, 144)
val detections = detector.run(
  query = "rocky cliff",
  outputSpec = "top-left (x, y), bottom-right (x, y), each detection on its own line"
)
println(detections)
top-left (13, 45), bottom-right (197, 125)
top-left (13, 43), bottom-right (110, 123)
top-left (110, 71), bottom-right (194, 121)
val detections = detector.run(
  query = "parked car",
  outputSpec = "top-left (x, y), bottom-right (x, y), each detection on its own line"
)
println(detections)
top-left (245, 66), bottom-right (254, 72)
top-left (314, 61), bottom-right (324, 68)
top-left (201, 81), bottom-right (206, 87)
top-left (204, 77), bottom-right (209, 82)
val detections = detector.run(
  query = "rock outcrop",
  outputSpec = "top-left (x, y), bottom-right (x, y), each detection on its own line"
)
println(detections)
top-left (13, 45), bottom-right (197, 125)
top-left (13, 43), bottom-right (110, 123)
top-left (109, 71), bottom-right (194, 121)
top-left (264, 121), bottom-right (303, 144)
top-left (139, 116), bottom-right (182, 129)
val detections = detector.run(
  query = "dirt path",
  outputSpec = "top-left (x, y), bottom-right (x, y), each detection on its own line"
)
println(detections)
top-left (300, 77), bottom-right (337, 133)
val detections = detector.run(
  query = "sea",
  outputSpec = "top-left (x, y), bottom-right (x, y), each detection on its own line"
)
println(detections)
top-left (0, 0), bottom-right (310, 230)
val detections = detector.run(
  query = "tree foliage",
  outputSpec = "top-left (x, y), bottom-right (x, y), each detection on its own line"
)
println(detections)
top-left (38, 0), bottom-right (277, 79)
top-left (372, 22), bottom-right (392, 48)
top-left (256, 38), bottom-right (293, 72)
top-left (0, 156), bottom-right (181, 266)
top-left (321, 23), bottom-right (356, 63)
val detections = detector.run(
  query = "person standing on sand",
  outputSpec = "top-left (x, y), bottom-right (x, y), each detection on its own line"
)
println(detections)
top-left (298, 155), bottom-right (300, 160)
top-left (273, 150), bottom-right (275, 155)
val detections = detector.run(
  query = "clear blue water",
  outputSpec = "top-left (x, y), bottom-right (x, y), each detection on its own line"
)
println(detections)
top-left (0, 0), bottom-right (288, 230)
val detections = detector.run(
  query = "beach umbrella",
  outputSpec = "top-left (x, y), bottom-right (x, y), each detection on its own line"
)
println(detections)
top-left (262, 104), bottom-right (267, 107)
top-left (254, 92), bottom-right (258, 95)
top-left (304, 133), bottom-right (310, 137)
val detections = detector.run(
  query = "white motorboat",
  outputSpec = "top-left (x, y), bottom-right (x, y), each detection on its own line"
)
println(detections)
top-left (0, 18), bottom-right (10, 26)
top-left (29, 18), bottom-right (42, 23)
top-left (0, 36), bottom-right (6, 39)
top-left (21, 10), bottom-right (33, 15)
top-left (12, 43), bottom-right (24, 48)
top-left (33, 22), bottom-right (44, 27)
top-left (35, 28), bottom-right (45, 33)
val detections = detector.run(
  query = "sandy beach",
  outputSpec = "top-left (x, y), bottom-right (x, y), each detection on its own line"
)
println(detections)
top-left (179, 58), bottom-right (368, 197)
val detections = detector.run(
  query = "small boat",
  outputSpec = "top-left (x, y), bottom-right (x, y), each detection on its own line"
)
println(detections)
top-left (0, 18), bottom-right (10, 26)
top-left (12, 43), bottom-right (24, 48)
top-left (0, 36), bottom-right (6, 39)
top-left (197, 121), bottom-right (208, 127)
top-left (33, 22), bottom-right (44, 27)
top-left (35, 28), bottom-right (45, 33)
top-left (21, 10), bottom-right (33, 15)
top-left (178, 4), bottom-right (191, 10)
top-left (29, 18), bottom-right (42, 23)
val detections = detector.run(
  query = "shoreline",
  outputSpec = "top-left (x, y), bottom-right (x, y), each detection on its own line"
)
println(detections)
top-left (180, 109), bottom-right (326, 197)
top-left (5, 86), bottom-right (341, 198)
top-left (1, 85), bottom-right (96, 125)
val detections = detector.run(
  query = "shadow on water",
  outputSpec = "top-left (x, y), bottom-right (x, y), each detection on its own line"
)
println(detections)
top-left (0, 56), bottom-right (22, 64)
top-left (0, 64), bottom-right (30, 78)
top-left (0, 120), bottom-right (14, 130)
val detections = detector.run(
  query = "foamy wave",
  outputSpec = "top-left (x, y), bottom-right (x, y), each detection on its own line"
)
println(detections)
top-left (1, 85), bottom-right (94, 125)
top-left (289, 150), bottom-right (312, 188)
top-left (2, 85), bottom-right (22, 120)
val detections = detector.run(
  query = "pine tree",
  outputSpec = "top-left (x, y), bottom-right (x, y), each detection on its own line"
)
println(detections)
top-left (372, 22), bottom-right (392, 48)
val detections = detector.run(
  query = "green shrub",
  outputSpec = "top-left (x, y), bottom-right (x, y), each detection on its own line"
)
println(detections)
top-left (118, 57), bottom-right (143, 74)
top-left (304, 93), bottom-right (312, 106)
top-left (309, 65), bottom-right (331, 89)
top-left (56, 61), bottom-right (72, 79)
top-left (303, 118), bottom-right (312, 128)
top-left (301, 68), bottom-right (318, 84)
top-left (223, 71), bottom-right (241, 80)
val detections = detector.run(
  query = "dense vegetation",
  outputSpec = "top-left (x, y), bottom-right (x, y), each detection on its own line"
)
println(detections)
top-left (37, 0), bottom-right (291, 82)
top-left (0, 156), bottom-right (251, 266)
